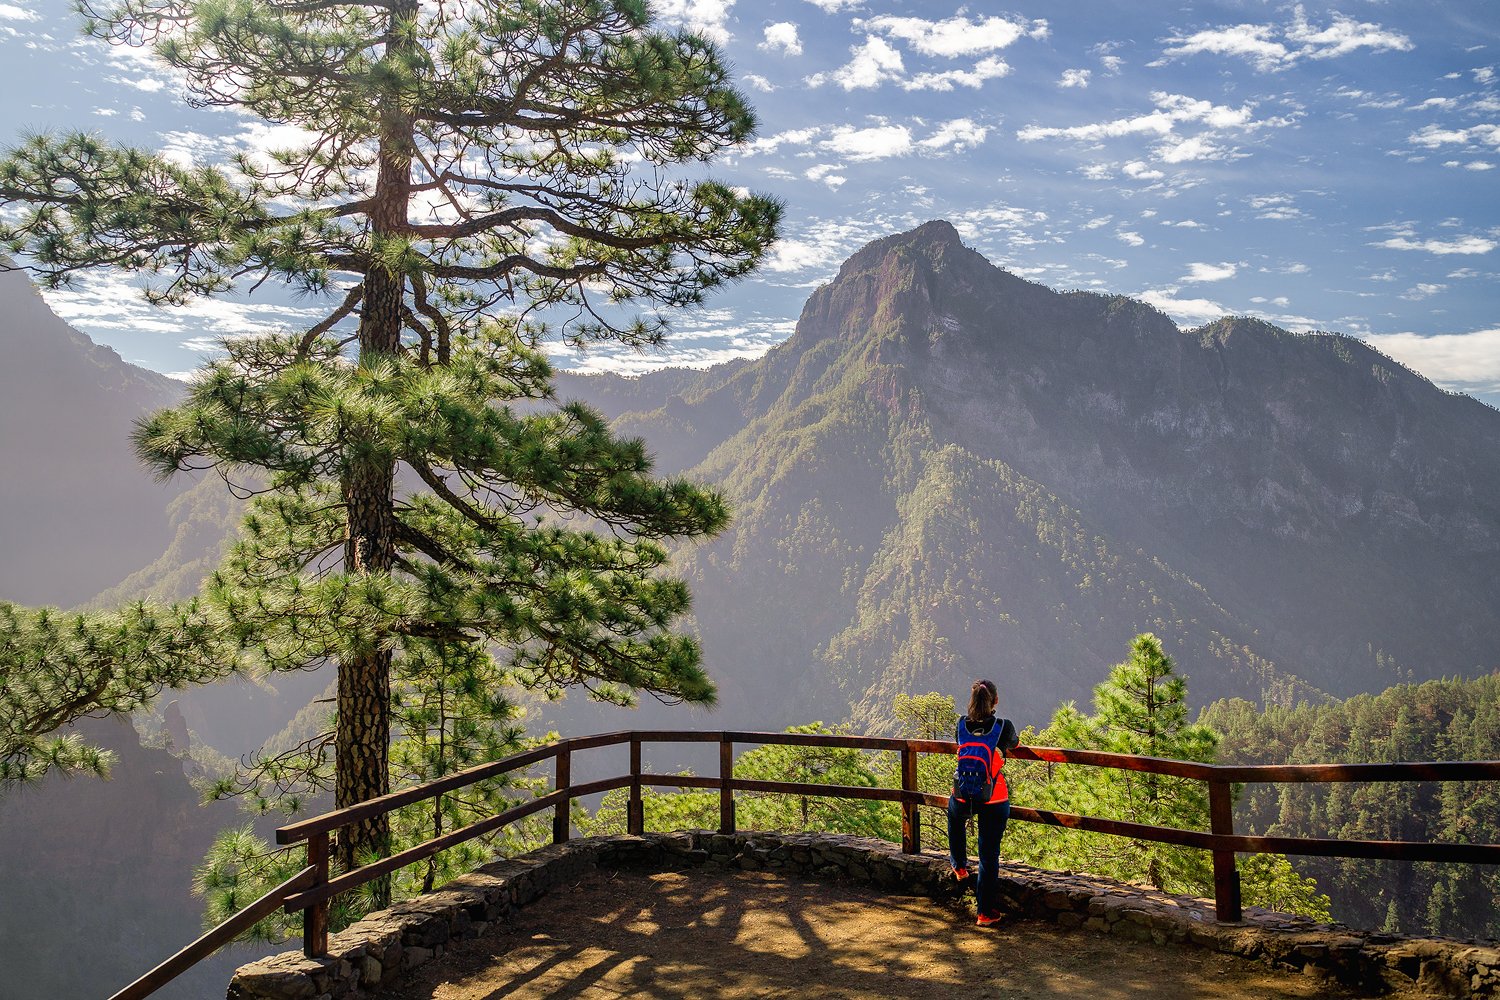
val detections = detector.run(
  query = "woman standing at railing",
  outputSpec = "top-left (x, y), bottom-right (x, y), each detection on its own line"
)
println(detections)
top-left (948, 679), bottom-right (1019, 927)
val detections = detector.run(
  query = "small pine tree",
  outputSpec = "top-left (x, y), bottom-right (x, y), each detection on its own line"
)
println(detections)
top-left (1008, 634), bottom-right (1332, 917)
top-left (1008, 633), bottom-right (1219, 893)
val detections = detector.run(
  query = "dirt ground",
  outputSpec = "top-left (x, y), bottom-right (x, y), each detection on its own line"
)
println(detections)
top-left (386, 867), bottom-right (1419, 1000)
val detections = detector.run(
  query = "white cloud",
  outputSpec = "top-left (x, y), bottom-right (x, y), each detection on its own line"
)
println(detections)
top-left (1154, 7), bottom-right (1412, 73)
top-left (1363, 328), bottom-right (1500, 391)
top-left (1117, 231), bottom-right (1145, 246)
top-left (904, 56), bottom-right (1010, 91)
top-left (820, 124), bottom-right (912, 161)
top-left (1181, 262), bottom-right (1239, 282)
top-left (1059, 69), bottom-right (1091, 88)
top-left (802, 0), bottom-right (860, 10)
top-left (803, 164), bottom-right (847, 189)
top-left (760, 22), bottom-right (802, 56)
top-left (1400, 283), bottom-right (1448, 300)
top-left (1466, 161), bottom-right (1496, 171)
top-left (1407, 124), bottom-right (1500, 148)
top-left (807, 36), bottom-right (904, 90)
top-left (1373, 236), bottom-right (1497, 255)
top-left (916, 118), bottom-right (988, 152)
top-left (1158, 134), bottom-right (1230, 163)
top-left (1476, 67), bottom-right (1496, 85)
top-left (105, 74), bottom-right (166, 92)
top-left (653, 0), bottom-right (734, 45)
top-left (743, 74), bottom-right (775, 93)
top-left (1140, 288), bottom-right (1227, 324)
top-left (1082, 215), bottom-right (1113, 229)
top-left (741, 127), bottom-right (821, 155)
top-left (1122, 160), bottom-right (1164, 180)
top-left (856, 13), bottom-right (1032, 57)
top-left (1246, 193), bottom-right (1306, 220)
top-left (1017, 91), bottom-right (1261, 143)
top-left (1100, 55), bottom-right (1125, 75)
top-left (0, 3), bottom-right (39, 19)
top-left (1080, 164), bottom-right (1113, 180)
top-left (1410, 97), bottom-right (1459, 111)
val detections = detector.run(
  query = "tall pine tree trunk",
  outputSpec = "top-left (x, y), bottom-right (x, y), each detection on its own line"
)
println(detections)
top-left (335, 6), bottom-right (414, 885)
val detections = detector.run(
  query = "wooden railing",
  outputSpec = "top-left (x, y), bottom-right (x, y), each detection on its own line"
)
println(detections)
top-left (107, 730), bottom-right (1500, 999)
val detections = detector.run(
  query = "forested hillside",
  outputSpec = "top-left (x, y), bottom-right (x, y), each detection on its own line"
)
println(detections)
top-left (1202, 674), bottom-right (1500, 940)
top-left (553, 220), bottom-right (1499, 733)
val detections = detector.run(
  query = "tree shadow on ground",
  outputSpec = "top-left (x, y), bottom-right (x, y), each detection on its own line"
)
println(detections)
top-left (388, 868), bottom-right (1398, 1000)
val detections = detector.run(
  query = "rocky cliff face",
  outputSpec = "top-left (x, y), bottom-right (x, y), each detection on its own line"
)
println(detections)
top-left (0, 267), bottom-right (190, 608)
top-left (0, 716), bottom-right (275, 1000)
top-left (555, 220), bottom-right (1499, 731)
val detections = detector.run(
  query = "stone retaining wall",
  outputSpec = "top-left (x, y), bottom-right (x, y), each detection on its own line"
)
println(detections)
top-left (229, 831), bottom-right (1499, 999)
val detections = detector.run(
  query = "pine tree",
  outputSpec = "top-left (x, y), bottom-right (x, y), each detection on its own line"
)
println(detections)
top-left (1008, 633), bottom-right (1220, 892)
top-left (0, 0), bottom-right (781, 885)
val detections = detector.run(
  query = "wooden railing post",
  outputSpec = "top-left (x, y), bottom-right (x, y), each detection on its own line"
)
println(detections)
top-left (901, 745), bottom-right (920, 855)
top-left (719, 736), bottom-right (735, 834)
top-left (1208, 778), bottom-right (1241, 922)
top-left (553, 746), bottom-right (571, 844)
top-left (628, 736), bottom-right (644, 835)
top-left (303, 831), bottom-right (329, 958)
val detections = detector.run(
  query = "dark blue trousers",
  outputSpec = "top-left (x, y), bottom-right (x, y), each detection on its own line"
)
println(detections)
top-left (947, 796), bottom-right (1010, 917)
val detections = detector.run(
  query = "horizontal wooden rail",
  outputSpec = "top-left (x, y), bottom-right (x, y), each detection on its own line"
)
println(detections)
top-left (116, 728), bottom-right (1500, 998)
top-left (105, 866), bottom-right (316, 1000)
top-left (281, 776), bottom-right (632, 912)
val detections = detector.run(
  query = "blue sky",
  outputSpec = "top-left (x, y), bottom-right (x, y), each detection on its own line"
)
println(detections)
top-left (1, 0), bottom-right (1497, 403)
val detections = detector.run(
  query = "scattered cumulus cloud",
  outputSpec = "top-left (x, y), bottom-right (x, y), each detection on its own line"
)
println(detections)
top-left (821, 124), bottom-right (912, 161)
top-left (1181, 262), bottom-right (1239, 282)
top-left (917, 118), bottom-right (988, 152)
top-left (1017, 92), bottom-right (1289, 167)
top-left (1363, 328), bottom-right (1500, 392)
top-left (1475, 67), bottom-right (1496, 85)
top-left (1373, 235), bottom-right (1497, 255)
top-left (760, 22), bottom-right (802, 57)
top-left (1122, 161), bottom-right (1164, 180)
top-left (743, 74), bottom-right (775, 92)
top-left (1140, 288), bottom-right (1227, 324)
top-left (807, 36), bottom-right (905, 90)
top-left (653, 0), bottom-right (734, 45)
top-left (0, 3), bottom-right (39, 20)
top-left (905, 56), bottom-right (1010, 91)
top-left (1059, 69), bottom-right (1091, 88)
top-left (854, 13), bottom-right (1041, 57)
top-left (1400, 283), bottom-right (1448, 300)
top-left (1153, 7), bottom-right (1413, 73)
top-left (1117, 231), bottom-right (1145, 246)
top-left (809, 13), bottom-right (1044, 92)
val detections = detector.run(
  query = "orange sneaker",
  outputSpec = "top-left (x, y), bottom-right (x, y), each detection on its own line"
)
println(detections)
top-left (952, 866), bottom-right (969, 881)
top-left (976, 912), bottom-right (1003, 927)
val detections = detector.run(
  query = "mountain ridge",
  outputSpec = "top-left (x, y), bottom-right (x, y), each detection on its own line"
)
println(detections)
top-left (553, 219), bottom-right (1498, 729)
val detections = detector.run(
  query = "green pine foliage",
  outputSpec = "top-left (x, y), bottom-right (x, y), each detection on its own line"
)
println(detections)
top-left (1200, 673), bottom-right (1500, 938)
top-left (579, 723), bottom-right (897, 840)
top-left (0, 0), bottom-right (781, 897)
top-left (0, 599), bottom-right (233, 786)
top-left (1004, 634), bottom-right (1222, 895)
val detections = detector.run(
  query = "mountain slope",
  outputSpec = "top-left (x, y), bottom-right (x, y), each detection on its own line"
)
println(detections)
top-left (0, 268), bottom-right (190, 608)
top-left (555, 220), bottom-right (1499, 731)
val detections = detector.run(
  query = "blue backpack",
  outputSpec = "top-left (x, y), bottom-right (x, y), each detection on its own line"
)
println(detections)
top-left (953, 716), bottom-right (1003, 806)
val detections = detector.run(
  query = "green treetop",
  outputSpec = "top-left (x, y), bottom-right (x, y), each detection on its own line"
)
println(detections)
top-left (0, 0), bottom-right (781, 881)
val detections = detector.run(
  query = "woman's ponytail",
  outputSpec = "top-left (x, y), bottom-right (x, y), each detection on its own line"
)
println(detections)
top-left (967, 679), bottom-right (997, 723)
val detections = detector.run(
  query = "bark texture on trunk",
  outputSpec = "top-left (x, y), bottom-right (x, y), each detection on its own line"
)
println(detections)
top-left (334, 8), bottom-right (415, 882)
